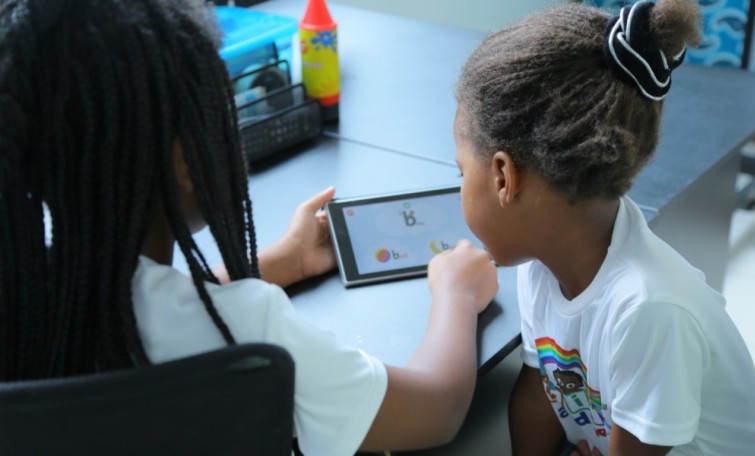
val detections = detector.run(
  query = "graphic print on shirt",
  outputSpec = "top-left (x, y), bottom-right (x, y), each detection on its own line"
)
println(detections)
top-left (536, 337), bottom-right (611, 438)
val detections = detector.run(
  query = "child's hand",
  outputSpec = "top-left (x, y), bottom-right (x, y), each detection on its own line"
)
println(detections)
top-left (427, 239), bottom-right (497, 314)
top-left (281, 186), bottom-right (338, 281)
top-left (257, 187), bottom-right (337, 287)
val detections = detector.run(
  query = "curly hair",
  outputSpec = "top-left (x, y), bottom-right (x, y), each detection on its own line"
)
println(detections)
top-left (455, 0), bottom-right (701, 202)
top-left (0, 0), bottom-right (259, 380)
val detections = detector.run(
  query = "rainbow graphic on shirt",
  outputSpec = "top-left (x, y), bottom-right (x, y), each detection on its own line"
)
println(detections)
top-left (536, 337), bottom-right (611, 438)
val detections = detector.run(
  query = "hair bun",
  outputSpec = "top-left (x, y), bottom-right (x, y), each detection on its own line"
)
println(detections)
top-left (603, 0), bottom-right (685, 101)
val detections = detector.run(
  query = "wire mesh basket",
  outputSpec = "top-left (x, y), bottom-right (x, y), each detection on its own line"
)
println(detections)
top-left (233, 61), bottom-right (323, 164)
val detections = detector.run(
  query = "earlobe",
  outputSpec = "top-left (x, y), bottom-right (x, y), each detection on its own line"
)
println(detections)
top-left (493, 151), bottom-right (518, 207)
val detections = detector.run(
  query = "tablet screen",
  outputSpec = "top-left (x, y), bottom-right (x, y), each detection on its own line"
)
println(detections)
top-left (326, 186), bottom-right (483, 287)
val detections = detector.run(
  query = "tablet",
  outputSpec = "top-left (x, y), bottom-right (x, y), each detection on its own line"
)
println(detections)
top-left (326, 185), bottom-right (483, 287)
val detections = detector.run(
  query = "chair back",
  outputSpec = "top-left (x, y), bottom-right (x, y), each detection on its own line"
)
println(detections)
top-left (0, 343), bottom-right (295, 456)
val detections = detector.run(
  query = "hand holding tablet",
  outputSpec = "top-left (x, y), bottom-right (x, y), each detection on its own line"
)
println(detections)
top-left (325, 185), bottom-right (485, 287)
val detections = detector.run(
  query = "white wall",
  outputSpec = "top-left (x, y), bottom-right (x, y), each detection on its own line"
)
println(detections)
top-left (331, 0), bottom-right (564, 33)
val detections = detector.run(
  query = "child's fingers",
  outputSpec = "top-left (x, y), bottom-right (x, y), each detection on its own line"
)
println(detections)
top-left (301, 186), bottom-right (336, 212)
top-left (454, 239), bottom-right (474, 249)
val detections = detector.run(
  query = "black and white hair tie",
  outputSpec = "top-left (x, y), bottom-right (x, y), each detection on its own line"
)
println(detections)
top-left (603, 0), bottom-right (686, 101)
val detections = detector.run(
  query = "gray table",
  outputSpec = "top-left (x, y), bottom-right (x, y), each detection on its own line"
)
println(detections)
top-left (189, 137), bottom-right (521, 374)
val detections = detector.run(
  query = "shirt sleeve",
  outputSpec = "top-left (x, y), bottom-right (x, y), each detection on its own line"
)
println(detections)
top-left (221, 282), bottom-right (388, 456)
top-left (608, 300), bottom-right (710, 447)
top-left (135, 259), bottom-right (387, 456)
top-left (517, 262), bottom-right (539, 368)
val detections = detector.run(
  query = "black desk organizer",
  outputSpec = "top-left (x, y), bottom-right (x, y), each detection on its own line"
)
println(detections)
top-left (233, 60), bottom-right (322, 164)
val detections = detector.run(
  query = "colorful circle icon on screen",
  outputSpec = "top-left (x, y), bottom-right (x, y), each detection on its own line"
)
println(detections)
top-left (374, 248), bottom-right (391, 263)
top-left (430, 240), bottom-right (451, 254)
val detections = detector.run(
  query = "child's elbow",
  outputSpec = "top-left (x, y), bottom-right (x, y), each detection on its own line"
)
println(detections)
top-left (426, 401), bottom-right (470, 446)
top-left (435, 420), bottom-right (464, 446)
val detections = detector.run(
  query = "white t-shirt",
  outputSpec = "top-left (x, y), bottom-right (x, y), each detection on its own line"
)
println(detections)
top-left (132, 256), bottom-right (388, 456)
top-left (518, 196), bottom-right (755, 455)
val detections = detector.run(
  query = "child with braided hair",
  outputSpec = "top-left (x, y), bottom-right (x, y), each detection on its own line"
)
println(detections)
top-left (0, 0), bottom-right (498, 454)
top-left (453, 0), bottom-right (755, 454)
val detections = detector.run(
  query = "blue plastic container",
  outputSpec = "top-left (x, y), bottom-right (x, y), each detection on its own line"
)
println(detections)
top-left (215, 6), bottom-right (298, 78)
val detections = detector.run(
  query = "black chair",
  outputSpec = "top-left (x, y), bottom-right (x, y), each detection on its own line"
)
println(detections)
top-left (0, 343), bottom-right (295, 456)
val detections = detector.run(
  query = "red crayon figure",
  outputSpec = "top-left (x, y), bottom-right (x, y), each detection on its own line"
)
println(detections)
top-left (299, 0), bottom-right (339, 122)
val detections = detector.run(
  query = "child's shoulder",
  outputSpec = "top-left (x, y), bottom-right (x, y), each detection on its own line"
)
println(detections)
top-left (134, 256), bottom-right (291, 314)
top-left (609, 197), bottom-right (716, 305)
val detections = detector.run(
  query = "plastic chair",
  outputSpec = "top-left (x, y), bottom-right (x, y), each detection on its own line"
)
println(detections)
top-left (0, 343), bottom-right (295, 456)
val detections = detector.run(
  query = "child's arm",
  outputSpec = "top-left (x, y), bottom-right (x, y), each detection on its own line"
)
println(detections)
top-left (358, 239), bottom-right (498, 450)
top-left (255, 186), bottom-right (337, 288)
top-left (213, 187), bottom-right (337, 287)
top-left (509, 364), bottom-right (565, 455)
top-left (608, 425), bottom-right (671, 456)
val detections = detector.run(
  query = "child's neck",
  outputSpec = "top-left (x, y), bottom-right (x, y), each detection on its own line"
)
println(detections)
top-left (141, 210), bottom-right (175, 266)
top-left (536, 198), bottom-right (619, 301)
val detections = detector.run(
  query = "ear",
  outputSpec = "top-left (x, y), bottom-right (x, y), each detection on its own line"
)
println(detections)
top-left (492, 150), bottom-right (518, 207)
top-left (172, 139), bottom-right (193, 193)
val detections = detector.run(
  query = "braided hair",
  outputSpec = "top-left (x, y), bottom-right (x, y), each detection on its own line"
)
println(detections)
top-left (455, 0), bottom-right (701, 202)
top-left (0, 0), bottom-right (260, 380)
